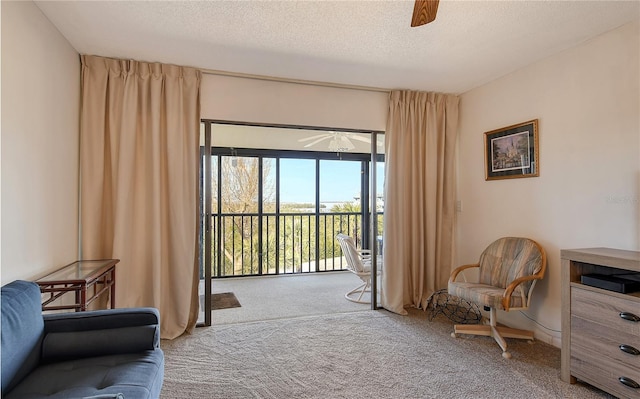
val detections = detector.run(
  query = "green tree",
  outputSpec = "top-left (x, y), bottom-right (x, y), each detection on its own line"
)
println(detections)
top-left (211, 157), bottom-right (275, 276)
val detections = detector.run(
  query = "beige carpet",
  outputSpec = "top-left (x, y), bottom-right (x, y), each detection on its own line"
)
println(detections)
top-left (161, 308), bottom-right (612, 399)
top-left (199, 272), bottom-right (374, 325)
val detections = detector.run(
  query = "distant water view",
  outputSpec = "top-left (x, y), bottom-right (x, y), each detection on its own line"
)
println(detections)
top-left (280, 197), bottom-right (384, 213)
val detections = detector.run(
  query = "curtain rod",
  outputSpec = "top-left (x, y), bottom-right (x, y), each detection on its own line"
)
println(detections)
top-left (200, 67), bottom-right (391, 94)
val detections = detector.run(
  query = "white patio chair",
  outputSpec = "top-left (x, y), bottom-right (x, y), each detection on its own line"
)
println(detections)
top-left (336, 233), bottom-right (381, 303)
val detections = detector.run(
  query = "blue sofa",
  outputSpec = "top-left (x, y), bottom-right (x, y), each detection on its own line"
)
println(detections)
top-left (1, 280), bottom-right (164, 398)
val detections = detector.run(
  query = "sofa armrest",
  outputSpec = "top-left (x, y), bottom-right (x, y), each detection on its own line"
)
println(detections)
top-left (42, 308), bottom-right (160, 362)
top-left (44, 307), bottom-right (160, 333)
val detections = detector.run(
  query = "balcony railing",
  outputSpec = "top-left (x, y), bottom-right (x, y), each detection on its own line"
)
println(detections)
top-left (204, 212), bottom-right (383, 278)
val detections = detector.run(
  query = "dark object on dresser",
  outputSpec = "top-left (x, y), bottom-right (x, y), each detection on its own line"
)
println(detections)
top-left (1, 280), bottom-right (164, 399)
top-left (581, 273), bottom-right (640, 294)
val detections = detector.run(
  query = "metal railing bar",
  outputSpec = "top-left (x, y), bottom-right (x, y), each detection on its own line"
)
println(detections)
top-left (331, 215), bottom-right (335, 271)
top-left (264, 216), bottom-right (269, 273)
top-left (258, 157), bottom-right (264, 276)
top-left (308, 214), bottom-right (312, 272)
top-left (250, 216), bottom-right (254, 274)
top-left (241, 216), bottom-right (245, 275)
top-left (323, 216), bottom-right (327, 270)
top-left (299, 215), bottom-right (303, 273)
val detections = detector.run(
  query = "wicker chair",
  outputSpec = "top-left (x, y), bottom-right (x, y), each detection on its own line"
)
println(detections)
top-left (336, 233), bottom-right (380, 304)
top-left (448, 237), bottom-right (547, 358)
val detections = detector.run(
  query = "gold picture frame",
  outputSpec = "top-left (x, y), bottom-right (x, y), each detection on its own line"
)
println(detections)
top-left (484, 119), bottom-right (539, 181)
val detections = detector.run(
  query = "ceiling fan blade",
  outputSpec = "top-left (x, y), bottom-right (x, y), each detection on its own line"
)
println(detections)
top-left (303, 136), bottom-right (332, 147)
top-left (411, 0), bottom-right (439, 27)
top-left (347, 135), bottom-right (372, 144)
top-left (298, 133), bottom-right (331, 142)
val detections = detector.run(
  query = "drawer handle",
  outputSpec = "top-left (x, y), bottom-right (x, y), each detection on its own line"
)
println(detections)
top-left (619, 312), bottom-right (640, 322)
top-left (620, 344), bottom-right (640, 356)
top-left (619, 376), bottom-right (640, 389)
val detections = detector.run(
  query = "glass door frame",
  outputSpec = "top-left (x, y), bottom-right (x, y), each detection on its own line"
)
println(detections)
top-left (202, 122), bottom-right (213, 326)
top-left (370, 131), bottom-right (382, 310)
top-left (199, 120), bottom-right (384, 326)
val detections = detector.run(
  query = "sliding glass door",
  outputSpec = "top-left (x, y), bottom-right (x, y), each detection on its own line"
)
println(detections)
top-left (199, 122), bottom-right (385, 325)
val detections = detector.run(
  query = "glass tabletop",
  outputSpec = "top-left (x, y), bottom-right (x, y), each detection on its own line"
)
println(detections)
top-left (37, 259), bottom-right (118, 283)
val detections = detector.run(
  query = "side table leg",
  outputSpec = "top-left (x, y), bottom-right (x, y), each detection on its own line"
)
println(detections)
top-left (110, 267), bottom-right (116, 309)
top-left (80, 286), bottom-right (87, 311)
top-left (75, 285), bottom-right (81, 312)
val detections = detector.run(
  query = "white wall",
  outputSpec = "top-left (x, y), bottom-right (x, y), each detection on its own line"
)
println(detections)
top-left (457, 20), bottom-right (640, 347)
top-left (1, 1), bottom-right (80, 283)
top-left (201, 74), bottom-right (388, 132)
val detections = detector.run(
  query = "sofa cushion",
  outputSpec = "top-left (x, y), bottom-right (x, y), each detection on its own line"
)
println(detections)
top-left (4, 350), bottom-right (164, 399)
top-left (1, 280), bottom-right (45, 395)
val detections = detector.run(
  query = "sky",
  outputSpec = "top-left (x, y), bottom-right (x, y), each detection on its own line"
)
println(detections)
top-left (279, 159), bottom-right (384, 203)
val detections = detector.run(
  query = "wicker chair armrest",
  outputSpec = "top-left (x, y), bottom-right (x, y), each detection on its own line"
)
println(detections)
top-left (449, 263), bottom-right (479, 283)
top-left (502, 274), bottom-right (544, 311)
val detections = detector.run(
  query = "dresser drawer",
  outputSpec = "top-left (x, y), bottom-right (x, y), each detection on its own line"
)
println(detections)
top-left (571, 353), bottom-right (640, 399)
top-left (571, 286), bottom-right (640, 336)
top-left (572, 316), bottom-right (640, 373)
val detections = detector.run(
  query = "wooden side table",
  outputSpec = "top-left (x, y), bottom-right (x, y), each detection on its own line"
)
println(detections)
top-left (36, 259), bottom-right (119, 312)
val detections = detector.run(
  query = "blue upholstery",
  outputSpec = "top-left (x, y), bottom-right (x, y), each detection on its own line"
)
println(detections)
top-left (5, 352), bottom-right (164, 399)
top-left (1, 281), bottom-right (44, 394)
top-left (1, 280), bottom-right (164, 399)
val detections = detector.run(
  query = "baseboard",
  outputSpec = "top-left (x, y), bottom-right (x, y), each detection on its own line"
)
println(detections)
top-left (532, 326), bottom-right (561, 348)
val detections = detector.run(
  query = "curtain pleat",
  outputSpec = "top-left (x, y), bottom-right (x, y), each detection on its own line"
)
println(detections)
top-left (382, 90), bottom-right (459, 315)
top-left (80, 55), bottom-right (201, 339)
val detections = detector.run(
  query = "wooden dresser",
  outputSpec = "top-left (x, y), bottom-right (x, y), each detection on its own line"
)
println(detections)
top-left (561, 248), bottom-right (640, 398)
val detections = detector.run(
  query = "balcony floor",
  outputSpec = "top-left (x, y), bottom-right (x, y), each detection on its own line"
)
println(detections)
top-left (198, 271), bottom-right (378, 325)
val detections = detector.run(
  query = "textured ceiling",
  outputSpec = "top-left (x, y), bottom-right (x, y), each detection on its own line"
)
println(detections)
top-left (35, 0), bottom-right (640, 94)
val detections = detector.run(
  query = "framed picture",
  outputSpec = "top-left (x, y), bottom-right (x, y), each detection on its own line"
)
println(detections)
top-left (484, 119), bottom-right (539, 181)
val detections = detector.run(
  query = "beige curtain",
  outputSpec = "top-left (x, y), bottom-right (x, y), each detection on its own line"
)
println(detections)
top-left (80, 55), bottom-right (201, 339)
top-left (382, 90), bottom-right (459, 315)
